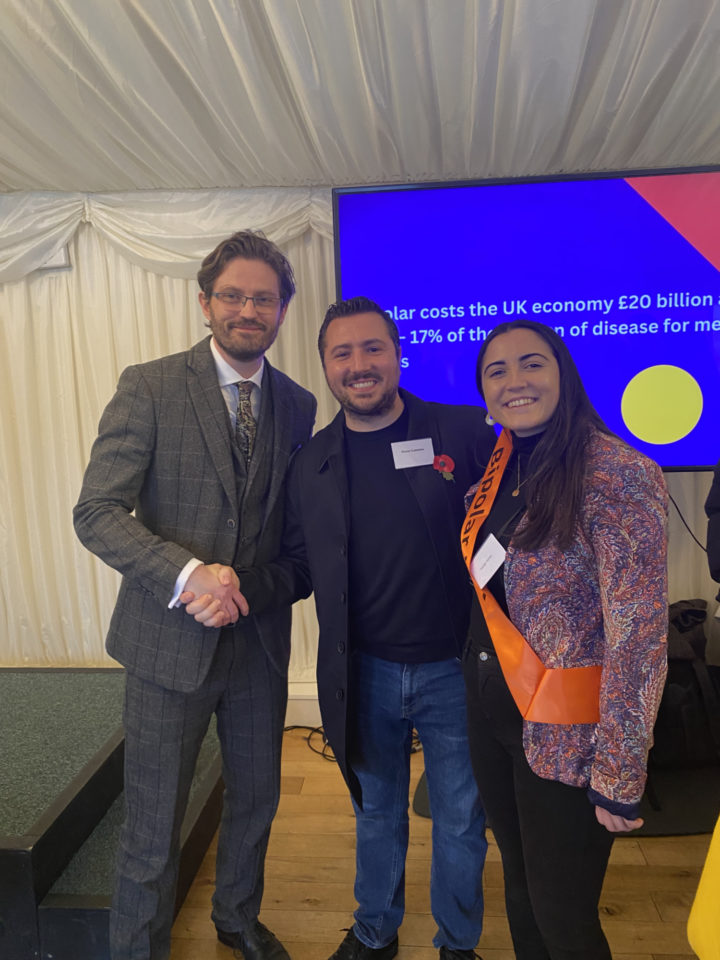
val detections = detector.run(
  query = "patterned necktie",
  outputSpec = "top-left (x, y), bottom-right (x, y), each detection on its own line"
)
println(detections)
top-left (235, 381), bottom-right (257, 461)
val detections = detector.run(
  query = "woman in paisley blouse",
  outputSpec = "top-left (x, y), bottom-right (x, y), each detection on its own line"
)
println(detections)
top-left (462, 320), bottom-right (668, 960)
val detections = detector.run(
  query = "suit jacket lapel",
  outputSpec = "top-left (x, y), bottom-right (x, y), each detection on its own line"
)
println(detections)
top-left (187, 338), bottom-right (238, 514)
top-left (262, 361), bottom-right (294, 524)
top-left (245, 367), bottom-right (272, 491)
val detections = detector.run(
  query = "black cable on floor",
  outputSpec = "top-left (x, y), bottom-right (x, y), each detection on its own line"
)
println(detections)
top-left (283, 724), bottom-right (336, 761)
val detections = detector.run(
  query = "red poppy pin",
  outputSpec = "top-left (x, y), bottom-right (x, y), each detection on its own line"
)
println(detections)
top-left (433, 454), bottom-right (455, 481)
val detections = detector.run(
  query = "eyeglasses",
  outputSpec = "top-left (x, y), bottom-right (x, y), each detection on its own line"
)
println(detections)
top-left (211, 292), bottom-right (282, 312)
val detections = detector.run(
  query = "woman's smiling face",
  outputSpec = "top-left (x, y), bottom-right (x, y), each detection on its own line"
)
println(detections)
top-left (480, 327), bottom-right (560, 436)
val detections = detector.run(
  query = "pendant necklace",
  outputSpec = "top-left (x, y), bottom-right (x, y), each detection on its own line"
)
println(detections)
top-left (512, 454), bottom-right (527, 497)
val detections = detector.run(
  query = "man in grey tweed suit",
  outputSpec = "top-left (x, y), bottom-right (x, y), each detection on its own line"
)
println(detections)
top-left (74, 231), bottom-right (316, 960)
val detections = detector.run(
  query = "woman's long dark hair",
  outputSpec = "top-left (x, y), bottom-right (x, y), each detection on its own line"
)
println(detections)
top-left (476, 320), bottom-right (610, 550)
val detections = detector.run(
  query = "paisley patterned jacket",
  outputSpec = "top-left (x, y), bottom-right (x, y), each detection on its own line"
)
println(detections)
top-left (504, 429), bottom-right (668, 810)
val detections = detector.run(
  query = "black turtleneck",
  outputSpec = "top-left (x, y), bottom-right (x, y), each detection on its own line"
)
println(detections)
top-left (467, 431), bottom-right (542, 653)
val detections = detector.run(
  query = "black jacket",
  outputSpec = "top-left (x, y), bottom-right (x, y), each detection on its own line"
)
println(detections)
top-left (242, 389), bottom-right (495, 802)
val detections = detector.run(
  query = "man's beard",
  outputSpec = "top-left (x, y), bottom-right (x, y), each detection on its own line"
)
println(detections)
top-left (335, 381), bottom-right (399, 419)
top-left (210, 314), bottom-right (280, 362)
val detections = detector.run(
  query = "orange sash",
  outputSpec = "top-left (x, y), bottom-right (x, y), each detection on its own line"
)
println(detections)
top-left (461, 429), bottom-right (601, 724)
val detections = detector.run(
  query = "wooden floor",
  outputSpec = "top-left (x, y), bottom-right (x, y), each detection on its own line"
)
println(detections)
top-left (170, 727), bottom-right (707, 960)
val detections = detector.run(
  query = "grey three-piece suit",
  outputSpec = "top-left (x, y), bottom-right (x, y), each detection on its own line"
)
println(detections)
top-left (74, 335), bottom-right (316, 959)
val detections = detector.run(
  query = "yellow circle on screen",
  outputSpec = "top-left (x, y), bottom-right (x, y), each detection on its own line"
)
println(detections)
top-left (621, 365), bottom-right (703, 444)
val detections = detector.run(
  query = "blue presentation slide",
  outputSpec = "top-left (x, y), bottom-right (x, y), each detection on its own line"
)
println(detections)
top-left (335, 173), bottom-right (720, 469)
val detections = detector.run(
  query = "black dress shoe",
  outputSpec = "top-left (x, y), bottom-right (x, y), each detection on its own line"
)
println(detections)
top-left (328, 929), bottom-right (399, 960)
top-left (216, 920), bottom-right (290, 960)
top-left (439, 948), bottom-right (482, 960)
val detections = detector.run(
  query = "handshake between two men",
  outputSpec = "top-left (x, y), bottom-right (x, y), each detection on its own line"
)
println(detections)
top-left (180, 562), bottom-right (250, 627)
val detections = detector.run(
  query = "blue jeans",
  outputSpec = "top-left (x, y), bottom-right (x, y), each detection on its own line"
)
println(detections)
top-left (349, 651), bottom-right (487, 950)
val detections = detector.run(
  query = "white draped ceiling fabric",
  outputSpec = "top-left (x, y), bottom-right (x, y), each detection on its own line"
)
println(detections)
top-left (1, 0), bottom-right (719, 675)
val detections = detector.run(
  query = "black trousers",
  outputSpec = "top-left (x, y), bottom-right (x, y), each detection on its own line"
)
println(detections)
top-left (462, 647), bottom-right (614, 960)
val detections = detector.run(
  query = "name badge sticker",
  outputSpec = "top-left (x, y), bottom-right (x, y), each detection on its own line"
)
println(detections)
top-left (391, 437), bottom-right (435, 470)
top-left (470, 533), bottom-right (506, 589)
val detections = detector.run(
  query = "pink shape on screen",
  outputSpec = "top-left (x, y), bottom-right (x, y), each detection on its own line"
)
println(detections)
top-left (626, 172), bottom-right (720, 273)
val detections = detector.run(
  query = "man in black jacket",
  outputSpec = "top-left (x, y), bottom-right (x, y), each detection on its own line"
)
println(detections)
top-left (189, 296), bottom-right (494, 960)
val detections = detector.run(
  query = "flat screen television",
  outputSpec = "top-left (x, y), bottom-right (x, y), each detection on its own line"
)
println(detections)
top-left (333, 169), bottom-right (720, 470)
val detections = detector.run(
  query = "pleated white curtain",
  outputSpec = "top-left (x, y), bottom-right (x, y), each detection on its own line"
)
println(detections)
top-left (0, 191), bottom-right (337, 679)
